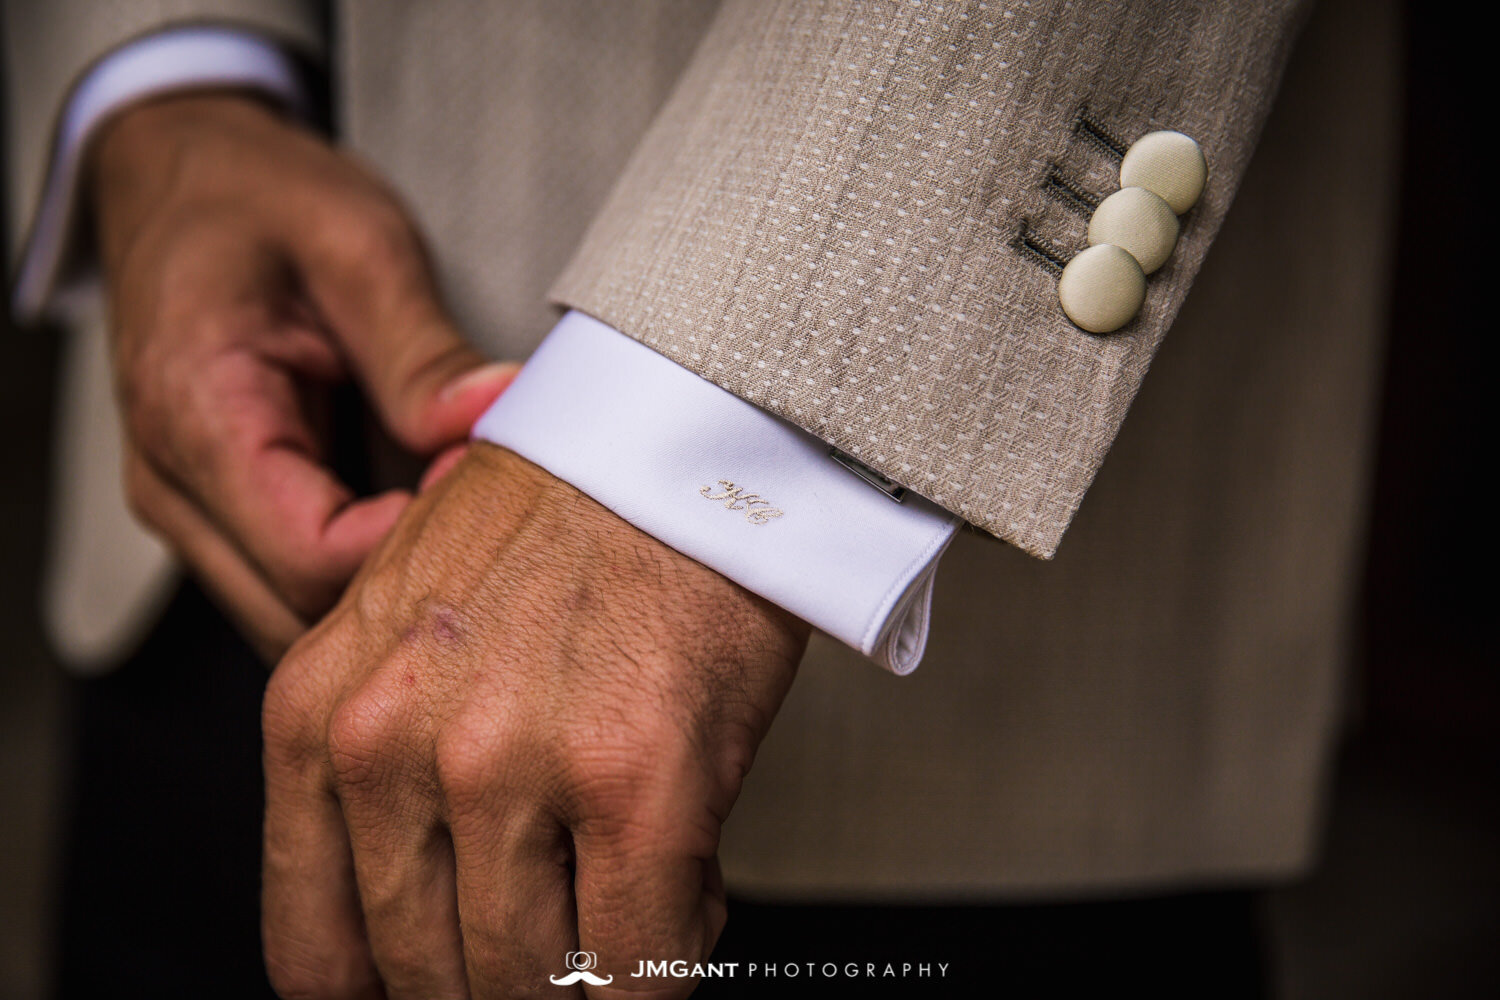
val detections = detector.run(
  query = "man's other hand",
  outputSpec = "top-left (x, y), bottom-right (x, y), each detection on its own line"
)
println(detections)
top-left (92, 93), bottom-right (515, 659)
top-left (260, 443), bottom-right (808, 999)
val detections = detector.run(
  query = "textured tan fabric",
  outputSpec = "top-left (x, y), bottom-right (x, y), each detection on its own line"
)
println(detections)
top-left (725, 0), bottom-right (1398, 893)
top-left (551, 0), bottom-right (1310, 557)
top-left (3, 0), bottom-right (1398, 895)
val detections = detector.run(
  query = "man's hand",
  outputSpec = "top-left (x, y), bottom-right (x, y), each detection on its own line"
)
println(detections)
top-left (92, 93), bottom-right (514, 659)
top-left (260, 443), bottom-right (808, 999)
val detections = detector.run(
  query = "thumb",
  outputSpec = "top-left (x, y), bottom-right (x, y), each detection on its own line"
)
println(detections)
top-left (430, 358), bottom-right (522, 443)
top-left (350, 318), bottom-right (518, 453)
top-left (293, 208), bottom-right (516, 452)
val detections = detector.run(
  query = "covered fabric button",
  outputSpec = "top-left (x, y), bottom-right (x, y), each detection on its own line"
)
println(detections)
top-left (1087, 187), bottom-right (1179, 274)
top-left (1119, 130), bottom-right (1207, 214)
top-left (1058, 244), bottom-right (1146, 333)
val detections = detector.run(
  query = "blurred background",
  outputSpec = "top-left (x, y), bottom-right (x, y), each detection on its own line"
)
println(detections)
top-left (1, 2), bottom-right (1494, 997)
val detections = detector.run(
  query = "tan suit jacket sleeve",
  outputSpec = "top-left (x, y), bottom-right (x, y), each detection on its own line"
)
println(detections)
top-left (2, 0), bottom-right (323, 268)
top-left (551, 0), bottom-right (1311, 558)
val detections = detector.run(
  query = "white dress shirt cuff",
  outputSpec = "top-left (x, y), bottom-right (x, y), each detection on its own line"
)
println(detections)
top-left (473, 311), bottom-right (961, 674)
top-left (12, 26), bottom-right (309, 320)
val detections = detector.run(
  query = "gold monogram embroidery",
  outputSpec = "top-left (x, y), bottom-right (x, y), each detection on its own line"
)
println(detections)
top-left (699, 480), bottom-right (785, 525)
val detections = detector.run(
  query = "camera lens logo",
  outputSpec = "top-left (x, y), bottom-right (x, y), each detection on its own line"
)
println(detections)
top-left (550, 951), bottom-right (614, 986)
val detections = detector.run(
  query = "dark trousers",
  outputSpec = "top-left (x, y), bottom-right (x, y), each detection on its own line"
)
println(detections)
top-left (52, 583), bottom-right (1267, 999)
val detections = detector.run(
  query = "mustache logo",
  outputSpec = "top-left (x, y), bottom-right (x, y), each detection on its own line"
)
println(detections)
top-left (549, 970), bottom-right (615, 985)
top-left (551, 951), bottom-right (613, 986)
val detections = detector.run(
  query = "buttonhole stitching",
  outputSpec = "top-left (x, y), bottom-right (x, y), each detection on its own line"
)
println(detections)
top-left (1040, 163), bottom-right (1101, 216)
top-left (1073, 105), bottom-right (1127, 159)
top-left (1010, 221), bottom-right (1071, 274)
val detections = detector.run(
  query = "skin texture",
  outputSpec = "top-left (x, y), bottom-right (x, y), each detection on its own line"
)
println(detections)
top-left (92, 93), bottom-right (811, 996)
top-left (91, 92), bottom-right (516, 659)
top-left (261, 444), bottom-right (808, 998)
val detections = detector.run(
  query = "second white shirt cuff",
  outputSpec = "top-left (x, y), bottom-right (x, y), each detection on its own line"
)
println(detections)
top-left (473, 311), bottom-right (960, 674)
top-left (12, 26), bottom-right (310, 320)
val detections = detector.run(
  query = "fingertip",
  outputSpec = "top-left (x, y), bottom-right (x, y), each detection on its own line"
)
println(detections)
top-left (439, 358), bottom-right (520, 400)
top-left (324, 489), bottom-right (412, 559)
top-left (433, 360), bottom-right (520, 424)
top-left (392, 360), bottom-right (519, 455)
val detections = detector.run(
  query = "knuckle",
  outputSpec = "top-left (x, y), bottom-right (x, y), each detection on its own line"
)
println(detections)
top-left (127, 349), bottom-right (217, 475)
top-left (432, 713), bottom-right (503, 807)
top-left (325, 680), bottom-right (409, 789)
top-left (352, 560), bottom-right (406, 630)
top-left (564, 745), bottom-right (656, 821)
top-left (563, 733), bottom-right (722, 855)
top-left (261, 661), bottom-right (323, 769)
top-left (712, 734), bottom-right (759, 800)
top-left (324, 200), bottom-right (421, 276)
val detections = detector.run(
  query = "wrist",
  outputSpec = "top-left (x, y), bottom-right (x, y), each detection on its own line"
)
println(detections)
top-left (463, 440), bottom-right (593, 531)
top-left (88, 93), bottom-right (298, 264)
top-left (471, 312), bottom-right (957, 672)
top-left (459, 442), bottom-right (810, 645)
top-left (91, 90), bottom-right (286, 174)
